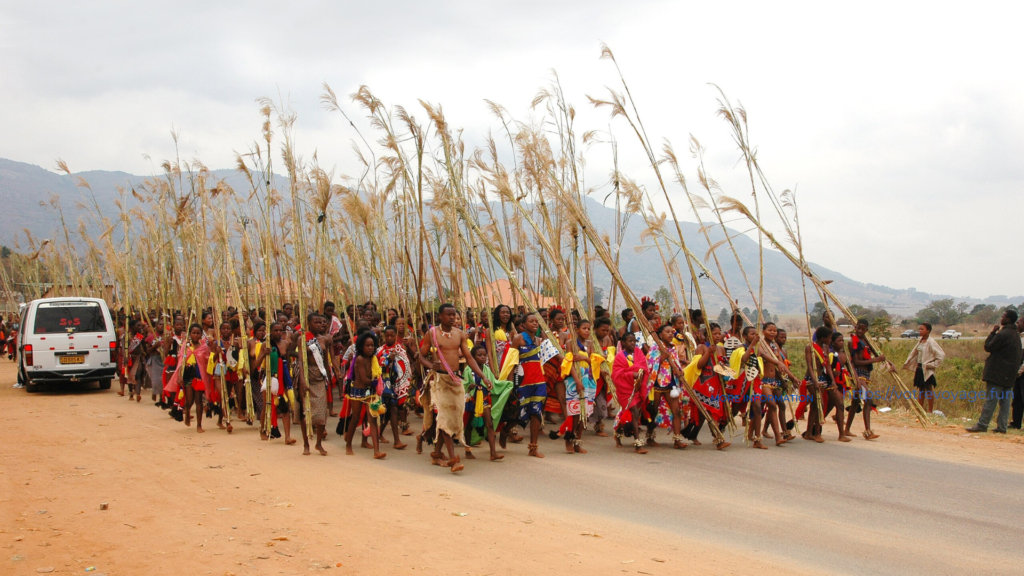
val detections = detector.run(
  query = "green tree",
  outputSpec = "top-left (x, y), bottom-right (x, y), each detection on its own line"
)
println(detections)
top-left (868, 316), bottom-right (892, 341)
top-left (970, 304), bottom-right (997, 325)
top-left (954, 301), bottom-right (970, 325)
top-left (653, 286), bottom-right (672, 315)
top-left (582, 286), bottom-right (606, 312)
top-left (916, 298), bottom-right (958, 325)
top-left (811, 301), bottom-right (827, 328)
top-left (0, 245), bottom-right (10, 259)
top-left (846, 303), bottom-right (890, 323)
top-left (716, 307), bottom-right (730, 327)
top-left (592, 286), bottom-right (605, 309)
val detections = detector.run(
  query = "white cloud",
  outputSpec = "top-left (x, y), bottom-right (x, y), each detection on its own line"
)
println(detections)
top-left (0, 0), bottom-right (1021, 298)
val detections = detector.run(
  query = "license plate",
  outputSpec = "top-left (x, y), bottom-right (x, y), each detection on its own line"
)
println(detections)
top-left (59, 355), bottom-right (85, 365)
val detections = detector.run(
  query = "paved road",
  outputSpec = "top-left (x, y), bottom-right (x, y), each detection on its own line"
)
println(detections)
top-left (376, 424), bottom-right (1022, 576)
top-left (11, 377), bottom-right (1022, 575)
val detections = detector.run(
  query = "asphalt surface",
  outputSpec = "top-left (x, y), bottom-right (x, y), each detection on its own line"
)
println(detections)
top-left (10, 374), bottom-right (1021, 575)
top-left (376, 421), bottom-right (1022, 576)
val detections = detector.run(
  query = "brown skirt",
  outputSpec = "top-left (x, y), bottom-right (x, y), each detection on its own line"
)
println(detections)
top-left (430, 372), bottom-right (464, 439)
top-left (307, 371), bottom-right (329, 427)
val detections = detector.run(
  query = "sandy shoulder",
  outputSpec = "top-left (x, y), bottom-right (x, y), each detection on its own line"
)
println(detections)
top-left (854, 411), bottom-right (1024, 474)
top-left (0, 361), bottom-right (822, 576)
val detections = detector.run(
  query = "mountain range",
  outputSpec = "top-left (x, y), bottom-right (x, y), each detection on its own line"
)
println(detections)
top-left (1, 157), bottom-right (1018, 315)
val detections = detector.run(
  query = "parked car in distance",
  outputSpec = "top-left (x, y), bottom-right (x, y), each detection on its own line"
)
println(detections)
top-left (901, 329), bottom-right (917, 338)
top-left (941, 329), bottom-right (961, 339)
top-left (16, 297), bottom-right (117, 393)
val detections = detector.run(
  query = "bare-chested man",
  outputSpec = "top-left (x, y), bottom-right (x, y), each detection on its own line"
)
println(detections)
top-left (418, 303), bottom-right (491, 473)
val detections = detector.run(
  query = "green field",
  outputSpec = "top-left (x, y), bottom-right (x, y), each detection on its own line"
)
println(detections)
top-left (781, 338), bottom-right (992, 419)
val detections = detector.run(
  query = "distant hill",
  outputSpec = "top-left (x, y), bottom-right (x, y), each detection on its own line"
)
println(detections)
top-left (1, 157), bottom-right (1018, 314)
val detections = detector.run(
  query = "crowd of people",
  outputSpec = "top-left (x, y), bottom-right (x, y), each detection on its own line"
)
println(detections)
top-left (4, 298), bottom-right (1021, 469)
top-left (1, 313), bottom-right (17, 360)
top-left (1, 297), bottom-right (913, 473)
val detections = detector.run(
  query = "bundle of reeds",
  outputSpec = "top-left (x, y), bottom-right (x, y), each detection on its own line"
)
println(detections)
top-left (1, 42), bottom-right (920, 436)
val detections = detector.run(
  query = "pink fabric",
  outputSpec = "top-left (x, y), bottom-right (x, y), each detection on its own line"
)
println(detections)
top-left (165, 341), bottom-right (212, 395)
top-left (612, 347), bottom-right (649, 411)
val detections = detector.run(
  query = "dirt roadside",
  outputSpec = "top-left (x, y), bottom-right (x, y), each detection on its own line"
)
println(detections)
top-left (3, 359), bottom-right (1022, 576)
top-left (0, 361), bottom-right (818, 576)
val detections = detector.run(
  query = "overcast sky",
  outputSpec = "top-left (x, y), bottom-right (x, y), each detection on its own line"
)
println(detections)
top-left (1, 1), bottom-right (1021, 299)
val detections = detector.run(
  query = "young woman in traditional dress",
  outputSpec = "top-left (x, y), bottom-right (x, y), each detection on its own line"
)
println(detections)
top-left (508, 313), bottom-right (547, 458)
top-left (645, 324), bottom-right (689, 450)
top-left (612, 331), bottom-right (650, 454)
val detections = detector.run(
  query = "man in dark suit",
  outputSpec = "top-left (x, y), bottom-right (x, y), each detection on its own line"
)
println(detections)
top-left (1010, 317), bottom-right (1024, 429)
top-left (967, 310), bottom-right (1022, 433)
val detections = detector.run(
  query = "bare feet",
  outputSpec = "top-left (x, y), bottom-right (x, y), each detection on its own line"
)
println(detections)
top-left (647, 439), bottom-right (660, 447)
top-left (317, 445), bottom-right (328, 456)
top-left (811, 435), bottom-right (824, 443)
top-left (490, 453), bottom-right (504, 461)
top-left (838, 435), bottom-right (852, 443)
top-left (118, 391), bottom-right (125, 397)
top-left (374, 451), bottom-right (387, 460)
top-left (226, 423), bottom-right (233, 434)
top-left (303, 446), bottom-right (311, 456)
top-left (449, 456), bottom-right (463, 472)
top-left (260, 433), bottom-right (269, 441)
top-left (197, 427), bottom-right (205, 433)
top-left (863, 430), bottom-right (880, 440)
top-left (673, 440), bottom-right (688, 450)
top-left (716, 441), bottom-right (731, 450)
top-left (380, 436), bottom-right (390, 444)
top-left (430, 453), bottom-right (448, 467)
top-left (595, 431), bottom-right (609, 438)
top-left (752, 440), bottom-right (767, 450)
top-left (285, 438), bottom-right (297, 445)
top-left (393, 441), bottom-right (407, 450)
top-left (415, 435), bottom-right (424, 454)
top-left (465, 450), bottom-right (476, 460)
top-left (509, 432), bottom-right (524, 444)
top-left (614, 435), bottom-right (622, 448)
top-left (345, 444), bottom-right (355, 456)
top-left (136, 395), bottom-right (141, 403)
top-left (574, 444), bottom-right (588, 454)
top-left (692, 439), bottom-right (702, 446)
top-left (401, 428), bottom-right (414, 436)
top-left (564, 441), bottom-right (574, 454)
top-left (635, 446), bottom-right (648, 454)
top-left (217, 421), bottom-right (226, 430)
top-left (775, 438), bottom-right (788, 446)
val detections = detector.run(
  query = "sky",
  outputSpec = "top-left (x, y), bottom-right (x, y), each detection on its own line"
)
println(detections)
top-left (1, 1), bottom-right (1022, 299)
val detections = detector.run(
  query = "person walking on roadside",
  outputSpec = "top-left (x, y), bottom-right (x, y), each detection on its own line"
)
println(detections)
top-left (1008, 316), bottom-right (1024, 429)
top-left (967, 310), bottom-right (1022, 433)
top-left (902, 322), bottom-right (945, 413)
